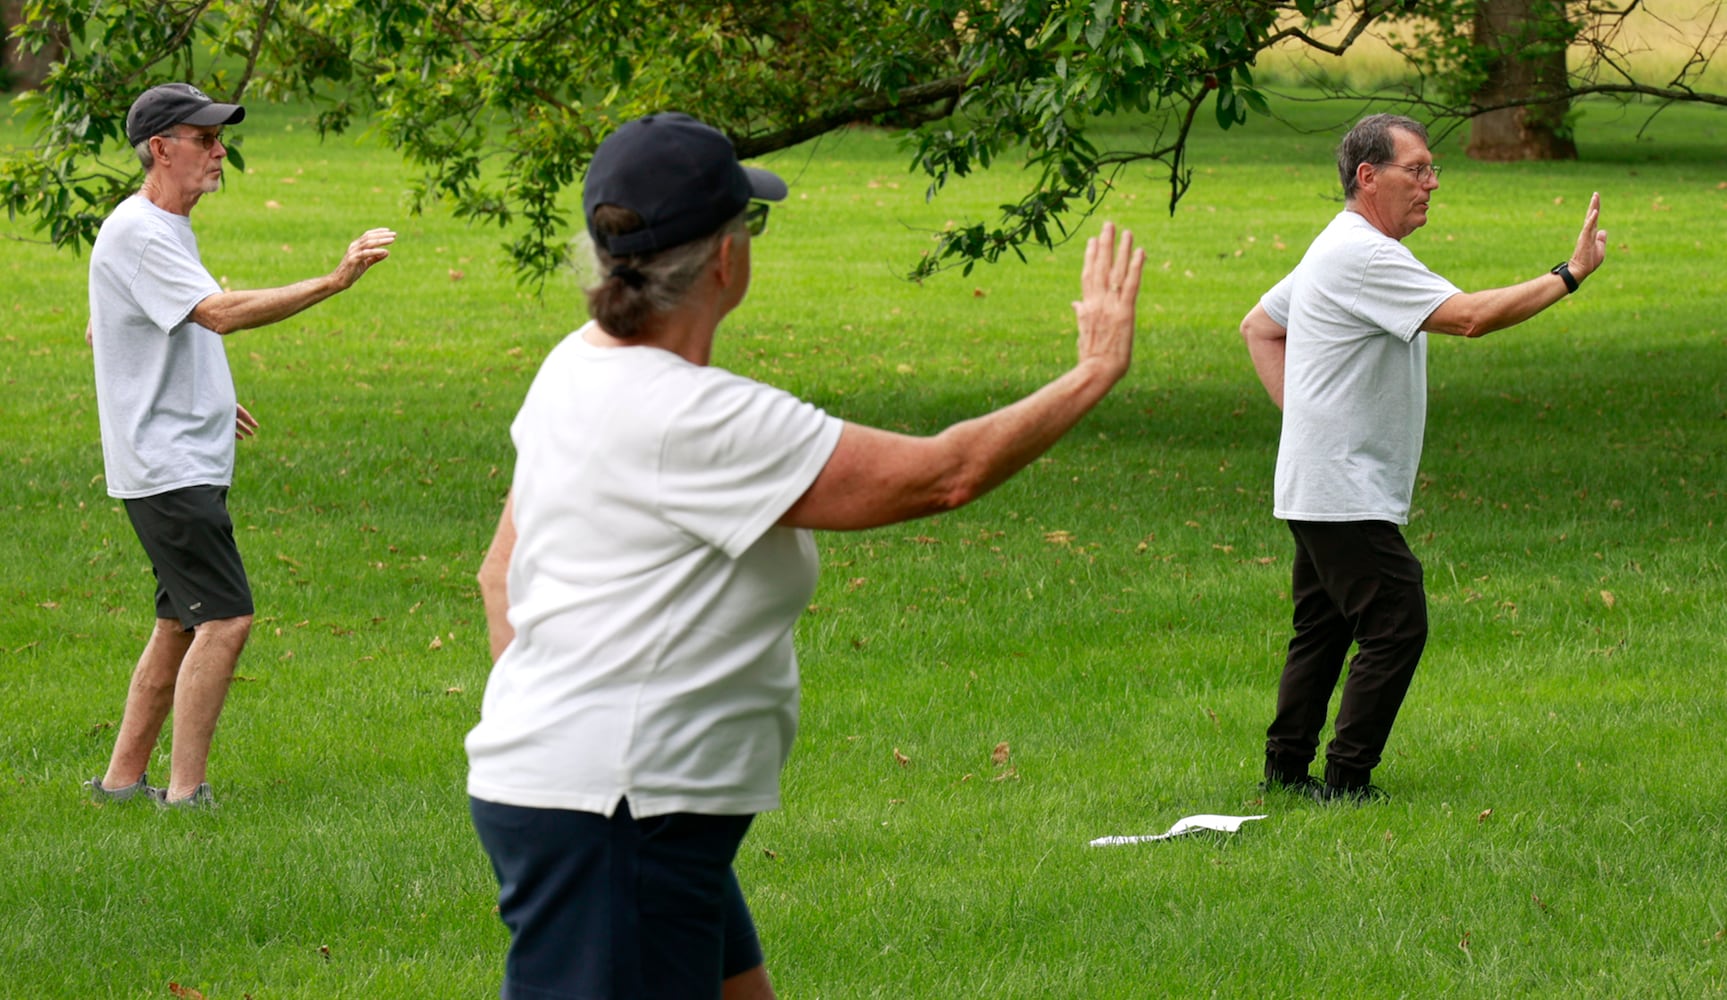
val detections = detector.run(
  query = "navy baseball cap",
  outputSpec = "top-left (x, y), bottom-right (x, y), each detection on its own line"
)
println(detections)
top-left (126, 83), bottom-right (245, 147)
top-left (583, 113), bottom-right (786, 257)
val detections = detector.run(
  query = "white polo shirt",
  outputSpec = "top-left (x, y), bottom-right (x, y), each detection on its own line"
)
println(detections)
top-left (466, 324), bottom-right (844, 818)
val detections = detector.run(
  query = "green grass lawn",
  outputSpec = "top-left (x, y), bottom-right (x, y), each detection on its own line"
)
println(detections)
top-left (3, 92), bottom-right (1725, 998)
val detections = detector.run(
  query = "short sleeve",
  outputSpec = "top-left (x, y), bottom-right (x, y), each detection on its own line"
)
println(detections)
top-left (131, 233), bottom-right (222, 334)
top-left (1352, 244), bottom-right (1461, 342)
top-left (657, 371), bottom-right (843, 558)
top-left (1261, 273), bottom-right (1295, 328)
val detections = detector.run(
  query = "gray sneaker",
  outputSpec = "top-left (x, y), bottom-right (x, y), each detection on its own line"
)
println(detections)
top-left (154, 783), bottom-right (217, 810)
top-left (85, 773), bottom-right (155, 803)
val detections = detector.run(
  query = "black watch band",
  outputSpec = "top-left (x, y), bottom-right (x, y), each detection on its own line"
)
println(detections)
top-left (1550, 261), bottom-right (1579, 294)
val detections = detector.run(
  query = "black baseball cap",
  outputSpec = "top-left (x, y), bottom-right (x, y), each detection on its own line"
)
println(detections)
top-left (583, 112), bottom-right (786, 257)
top-left (126, 83), bottom-right (246, 147)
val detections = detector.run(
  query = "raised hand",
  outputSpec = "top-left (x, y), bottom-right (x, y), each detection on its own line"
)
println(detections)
top-left (1568, 192), bottom-right (1607, 282)
top-left (1072, 221), bottom-right (1146, 381)
top-left (334, 228), bottom-right (397, 289)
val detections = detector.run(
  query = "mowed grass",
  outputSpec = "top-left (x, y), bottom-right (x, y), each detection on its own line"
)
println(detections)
top-left (3, 90), bottom-right (1726, 998)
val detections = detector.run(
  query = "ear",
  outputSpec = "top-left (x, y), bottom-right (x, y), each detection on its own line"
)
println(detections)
top-left (713, 232), bottom-right (738, 289)
top-left (1355, 160), bottom-right (1377, 193)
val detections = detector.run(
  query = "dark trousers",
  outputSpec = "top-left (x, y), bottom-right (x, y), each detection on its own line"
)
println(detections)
top-left (1265, 520), bottom-right (1428, 789)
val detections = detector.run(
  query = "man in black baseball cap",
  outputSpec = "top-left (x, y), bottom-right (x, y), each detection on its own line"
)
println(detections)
top-left (124, 82), bottom-right (245, 148)
top-left (85, 82), bottom-right (396, 810)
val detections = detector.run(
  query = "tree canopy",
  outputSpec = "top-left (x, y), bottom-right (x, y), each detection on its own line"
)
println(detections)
top-left (4, 1), bottom-right (1723, 284)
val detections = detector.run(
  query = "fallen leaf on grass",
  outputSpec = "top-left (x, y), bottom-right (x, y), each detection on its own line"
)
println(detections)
top-left (1601, 590), bottom-right (1616, 608)
top-left (1458, 931), bottom-right (1471, 954)
top-left (991, 741), bottom-right (1011, 766)
top-left (428, 636), bottom-right (443, 651)
top-left (168, 984), bottom-right (205, 1000)
top-left (1477, 808), bottom-right (1493, 823)
top-left (893, 748), bottom-right (910, 768)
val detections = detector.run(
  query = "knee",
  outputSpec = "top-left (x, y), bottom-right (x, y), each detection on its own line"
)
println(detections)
top-left (197, 615), bottom-right (254, 649)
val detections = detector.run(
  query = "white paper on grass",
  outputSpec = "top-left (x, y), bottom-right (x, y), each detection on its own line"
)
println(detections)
top-left (1088, 813), bottom-right (1268, 847)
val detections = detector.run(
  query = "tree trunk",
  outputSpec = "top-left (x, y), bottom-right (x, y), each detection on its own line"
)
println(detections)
top-left (2, 0), bottom-right (64, 92)
top-left (1466, 0), bottom-right (1578, 162)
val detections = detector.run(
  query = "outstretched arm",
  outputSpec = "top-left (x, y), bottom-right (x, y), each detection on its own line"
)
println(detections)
top-left (1425, 192), bottom-right (1607, 338)
top-left (192, 228), bottom-right (397, 335)
top-left (780, 222), bottom-right (1145, 531)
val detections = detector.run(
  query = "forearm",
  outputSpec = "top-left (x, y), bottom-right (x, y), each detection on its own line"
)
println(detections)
top-left (781, 358), bottom-right (1123, 531)
top-left (1424, 274), bottom-right (1570, 339)
top-left (192, 275), bottom-right (344, 335)
top-left (1240, 305), bottom-right (1286, 408)
top-left (933, 357), bottom-right (1124, 504)
top-left (478, 496), bottom-right (517, 662)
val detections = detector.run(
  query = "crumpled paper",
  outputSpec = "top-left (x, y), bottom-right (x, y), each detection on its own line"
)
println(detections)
top-left (1088, 813), bottom-right (1268, 847)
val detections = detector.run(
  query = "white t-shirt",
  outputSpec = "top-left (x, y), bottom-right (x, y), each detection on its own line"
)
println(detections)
top-left (88, 194), bottom-right (235, 499)
top-left (1261, 210), bottom-right (1460, 524)
top-left (465, 325), bottom-right (845, 818)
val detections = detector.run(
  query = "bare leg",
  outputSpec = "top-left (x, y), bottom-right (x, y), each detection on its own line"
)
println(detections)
top-left (163, 614), bottom-right (252, 799)
top-left (723, 965), bottom-right (776, 1000)
top-left (101, 618), bottom-right (193, 789)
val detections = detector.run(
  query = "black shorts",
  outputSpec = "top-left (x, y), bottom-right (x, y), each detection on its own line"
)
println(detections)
top-left (470, 796), bottom-right (763, 1000)
top-left (122, 484), bottom-right (254, 631)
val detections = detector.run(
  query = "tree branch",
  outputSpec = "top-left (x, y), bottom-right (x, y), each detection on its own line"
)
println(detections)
top-left (733, 74), bottom-right (973, 158)
top-left (230, 0), bottom-right (280, 102)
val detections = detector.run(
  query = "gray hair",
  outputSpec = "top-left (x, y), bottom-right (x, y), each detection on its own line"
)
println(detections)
top-left (133, 138), bottom-right (156, 171)
top-left (1337, 114), bottom-right (1429, 200)
top-left (583, 208), bottom-right (749, 339)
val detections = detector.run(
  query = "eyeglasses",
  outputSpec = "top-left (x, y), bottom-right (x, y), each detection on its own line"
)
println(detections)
top-left (160, 130), bottom-right (226, 151)
top-left (1377, 161), bottom-right (1441, 182)
top-left (745, 201), bottom-right (770, 237)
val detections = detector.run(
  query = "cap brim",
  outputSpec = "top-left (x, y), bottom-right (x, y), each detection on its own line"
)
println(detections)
top-left (744, 166), bottom-right (787, 203)
top-left (183, 103), bottom-right (246, 128)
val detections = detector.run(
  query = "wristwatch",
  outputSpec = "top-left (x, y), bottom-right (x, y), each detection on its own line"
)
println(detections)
top-left (1550, 261), bottom-right (1579, 294)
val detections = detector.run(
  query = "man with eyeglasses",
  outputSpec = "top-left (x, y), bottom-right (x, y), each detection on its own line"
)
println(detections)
top-left (85, 82), bottom-right (396, 809)
top-left (1239, 113), bottom-right (1607, 803)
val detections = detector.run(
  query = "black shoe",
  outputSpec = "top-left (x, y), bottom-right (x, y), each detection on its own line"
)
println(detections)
top-left (1259, 774), bottom-right (1321, 795)
top-left (1311, 782), bottom-right (1389, 804)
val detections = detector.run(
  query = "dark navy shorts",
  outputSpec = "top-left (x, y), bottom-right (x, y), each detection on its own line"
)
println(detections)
top-left (470, 796), bottom-right (763, 1000)
top-left (122, 484), bottom-right (254, 631)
